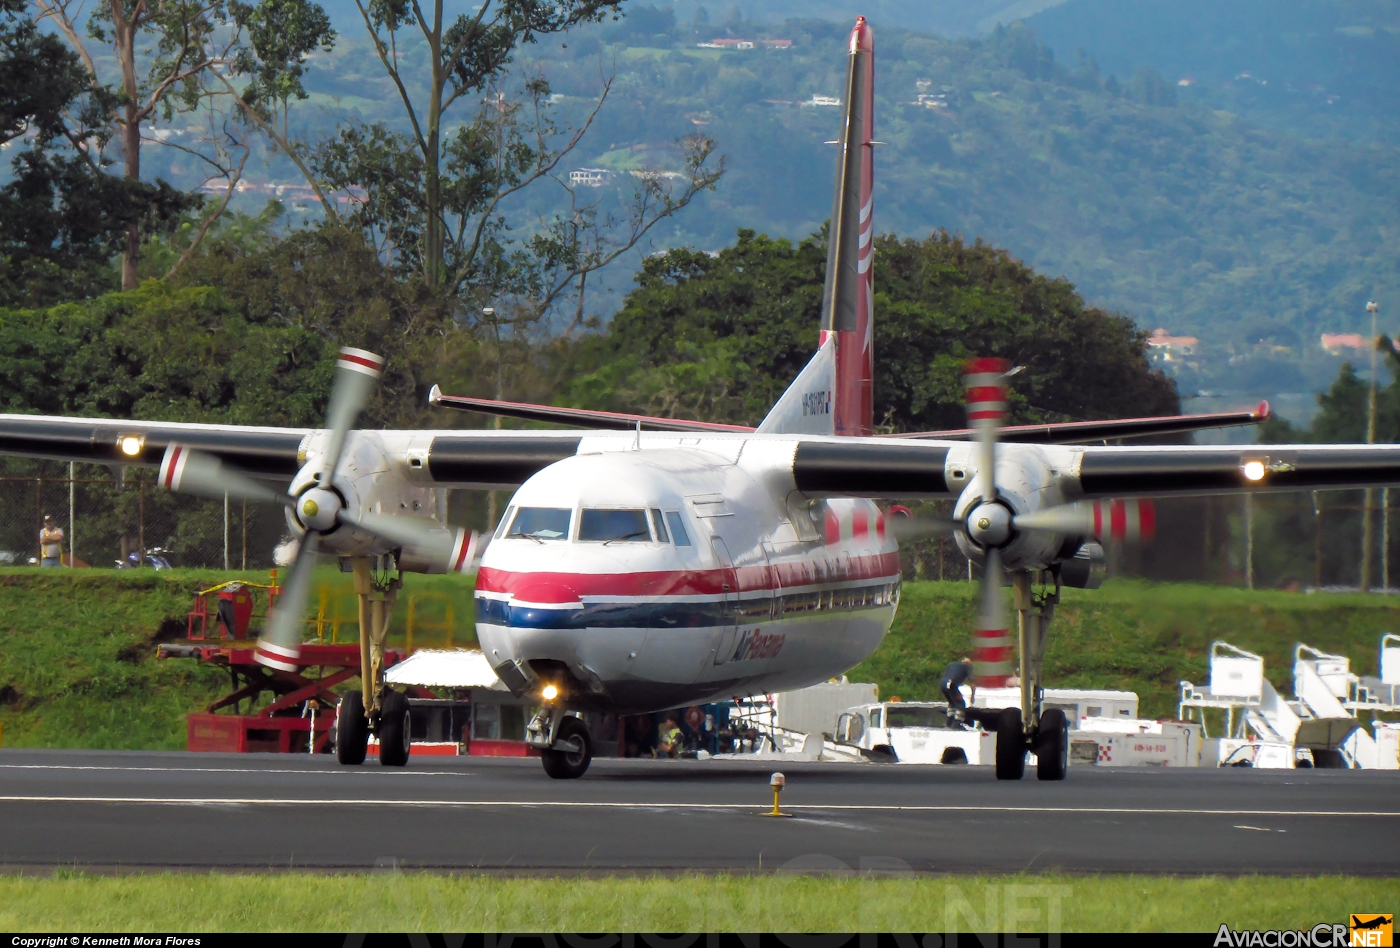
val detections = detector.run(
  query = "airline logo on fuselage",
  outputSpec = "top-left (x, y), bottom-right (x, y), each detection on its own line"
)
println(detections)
top-left (733, 628), bottom-right (786, 661)
top-left (802, 390), bottom-right (831, 417)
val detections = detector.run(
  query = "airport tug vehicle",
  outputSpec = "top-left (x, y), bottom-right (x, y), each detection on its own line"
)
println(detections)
top-left (4, 17), bottom-right (1394, 781)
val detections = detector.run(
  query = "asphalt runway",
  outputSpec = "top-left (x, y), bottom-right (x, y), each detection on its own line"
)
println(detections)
top-left (1, 748), bottom-right (1397, 874)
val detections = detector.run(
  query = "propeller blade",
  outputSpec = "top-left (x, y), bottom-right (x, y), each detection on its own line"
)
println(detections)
top-left (255, 533), bottom-right (320, 672)
top-left (316, 347), bottom-right (386, 490)
top-left (346, 511), bottom-right (480, 574)
top-left (1012, 499), bottom-right (1156, 543)
top-left (964, 357), bottom-right (1009, 503)
top-left (158, 444), bottom-right (293, 508)
top-left (971, 547), bottom-right (1015, 688)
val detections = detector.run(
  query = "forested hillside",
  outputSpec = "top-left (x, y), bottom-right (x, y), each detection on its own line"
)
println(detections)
top-left (285, 15), bottom-right (1399, 351)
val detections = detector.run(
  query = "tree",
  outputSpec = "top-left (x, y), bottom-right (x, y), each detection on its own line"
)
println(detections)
top-left (0, 0), bottom-right (195, 305)
top-left (570, 228), bottom-right (1180, 430)
top-left (309, 0), bottom-right (723, 322)
top-left (30, 0), bottom-right (335, 288)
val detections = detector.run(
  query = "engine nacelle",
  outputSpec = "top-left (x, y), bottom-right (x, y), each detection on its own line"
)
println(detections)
top-left (951, 443), bottom-right (1069, 571)
top-left (285, 431), bottom-right (443, 558)
top-left (1058, 541), bottom-right (1106, 589)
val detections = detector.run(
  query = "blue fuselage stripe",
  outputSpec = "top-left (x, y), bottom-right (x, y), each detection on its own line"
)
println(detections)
top-left (475, 580), bottom-right (899, 630)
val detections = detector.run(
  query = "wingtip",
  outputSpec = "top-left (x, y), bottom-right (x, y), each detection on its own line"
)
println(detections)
top-left (428, 383), bottom-right (441, 407)
top-left (1255, 400), bottom-right (1271, 421)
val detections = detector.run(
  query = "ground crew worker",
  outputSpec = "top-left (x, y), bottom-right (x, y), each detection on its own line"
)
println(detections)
top-left (655, 713), bottom-right (683, 758)
top-left (940, 656), bottom-right (976, 710)
top-left (39, 515), bottom-right (64, 567)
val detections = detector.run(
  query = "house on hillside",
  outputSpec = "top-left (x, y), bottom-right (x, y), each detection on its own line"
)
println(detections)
top-left (1146, 328), bottom-right (1198, 365)
top-left (1320, 333), bottom-right (1371, 356)
top-left (569, 168), bottom-right (612, 188)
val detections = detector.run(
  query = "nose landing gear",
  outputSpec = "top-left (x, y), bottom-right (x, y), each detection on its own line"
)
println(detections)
top-left (332, 555), bottom-right (408, 767)
top-left (528, 704), bottom-right (594, 779)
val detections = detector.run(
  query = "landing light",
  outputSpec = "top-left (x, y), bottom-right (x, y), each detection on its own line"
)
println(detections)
top-left (1242, 460), bottom-right (1266, 482)
top-left (118, 435), bottom-right (143, 457)
top-left (541, 684), bottom-right (559, 701)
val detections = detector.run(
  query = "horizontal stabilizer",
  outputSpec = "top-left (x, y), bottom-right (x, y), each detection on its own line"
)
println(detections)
top-left (886, 402), bottom-right (1271, 444)
top-left (428, 387), bottom-right (753, 433)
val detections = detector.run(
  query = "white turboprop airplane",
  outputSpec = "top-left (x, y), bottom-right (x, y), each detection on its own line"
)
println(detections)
top-left (0, 17), bottom-right (1381, 782)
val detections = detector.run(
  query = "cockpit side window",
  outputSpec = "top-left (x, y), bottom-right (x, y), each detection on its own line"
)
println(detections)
top-left (665, 510), bottom-right (692, 547)
top-left (650, 508), bottom-right (669, 543)
top-left (507, 507), bottom-right (572, 541)
top-left (579, 508), bottom-right (651, 543)
top-left (493, 506), bottom-right (516, 540)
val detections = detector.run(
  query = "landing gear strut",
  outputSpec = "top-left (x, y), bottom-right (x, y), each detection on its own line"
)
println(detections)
top-left (993, 569), bottom-right (1066, 781)
top-left (334, 554), bottom-right (407, 767)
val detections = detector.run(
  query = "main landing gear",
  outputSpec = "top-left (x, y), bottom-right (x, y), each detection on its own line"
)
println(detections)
top-left (993, 569), bottom-right (1067, 781)
top-left (527, 703), bottom-right (593, 779)
top-left (333, 554), bottom-right (408, 767)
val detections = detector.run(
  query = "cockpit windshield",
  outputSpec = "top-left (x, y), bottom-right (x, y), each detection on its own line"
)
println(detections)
top-left (507, 507), bottom-right (572, 541)
top-left (579, 508), bottom-right (651, 543)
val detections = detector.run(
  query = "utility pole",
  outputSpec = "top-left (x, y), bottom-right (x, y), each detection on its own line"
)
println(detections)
top-left (1245, 493), bottom-right (1255, 590)
top-left (1362, 300), bottom-right (1380, 592)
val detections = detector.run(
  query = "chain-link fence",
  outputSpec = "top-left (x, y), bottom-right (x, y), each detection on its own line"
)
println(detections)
top-left (0, 459), bottom-right (287, 569)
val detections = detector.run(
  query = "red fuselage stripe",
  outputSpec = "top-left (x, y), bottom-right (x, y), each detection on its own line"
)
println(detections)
top-left (477, 551), bottom-right (901, 598)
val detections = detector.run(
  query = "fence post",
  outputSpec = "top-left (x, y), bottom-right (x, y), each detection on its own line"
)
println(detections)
top-left (138, 473), bottom-right (145, 562)
top-left (68, 462), bottom-right (74, 568)
top-left (223, 493), bottom-right (230, 571)
top-left (241, 499), bottom-right (248, 570)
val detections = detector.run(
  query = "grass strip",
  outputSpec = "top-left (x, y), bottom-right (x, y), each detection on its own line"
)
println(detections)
top-left (0, 872), bottom-right (1390, 932)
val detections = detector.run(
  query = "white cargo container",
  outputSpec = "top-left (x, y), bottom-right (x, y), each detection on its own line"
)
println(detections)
top-left (1069, 720), bottom-right (1203, 767)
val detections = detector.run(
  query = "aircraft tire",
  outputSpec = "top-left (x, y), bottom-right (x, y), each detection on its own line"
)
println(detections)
top-left (335, 690), bottom-right (369, 766)
top-left (994, 708), bottom-right (1026, 780)
top-left (541, 716), bottom-right (592, 779)
top-left (1035, 708), bottom-right (1069, 781)
top-left (378, 690), bottom-right (412, 767)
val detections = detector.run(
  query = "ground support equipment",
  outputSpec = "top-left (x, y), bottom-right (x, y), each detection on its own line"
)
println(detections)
top-left (161, 643), bottom-right (406, 753)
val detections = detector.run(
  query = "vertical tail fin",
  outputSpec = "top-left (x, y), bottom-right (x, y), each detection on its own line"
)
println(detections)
top-left (820, 16), bottom-right (875, 437)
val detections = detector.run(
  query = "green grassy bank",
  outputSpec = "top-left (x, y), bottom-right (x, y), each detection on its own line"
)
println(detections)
top-left (0, 872), bottom-right (1387, 931)
top-left (0, 567), bottom-right (477, 749)
top-left (1, 571), bottom-right (1398, 749)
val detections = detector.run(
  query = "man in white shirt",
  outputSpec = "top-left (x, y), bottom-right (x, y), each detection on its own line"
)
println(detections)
top-left (39, 515), bottom-right (64, 567)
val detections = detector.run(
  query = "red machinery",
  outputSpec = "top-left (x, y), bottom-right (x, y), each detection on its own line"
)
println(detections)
top-left (160, 578), bottom-right (404, 753)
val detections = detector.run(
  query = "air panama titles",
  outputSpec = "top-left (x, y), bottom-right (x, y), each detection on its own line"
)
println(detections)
top-left (732, 628), bottom-right (786, 661)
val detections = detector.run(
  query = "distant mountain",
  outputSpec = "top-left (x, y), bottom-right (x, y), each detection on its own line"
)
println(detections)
top-left (313, 0), bottom-right (1070, 40)
top-left (171, 10), bottom-right (1396, 409)
top-left (1027, 0), bottom-right (1400, 145)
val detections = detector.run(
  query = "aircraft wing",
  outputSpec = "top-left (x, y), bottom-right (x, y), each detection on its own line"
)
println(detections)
top-left (790, 439), bottom-right (1400, 499)
top-left (0, 414), bottom-right (308, 478)
top-left (4, 412), bottom-right (1397, 502)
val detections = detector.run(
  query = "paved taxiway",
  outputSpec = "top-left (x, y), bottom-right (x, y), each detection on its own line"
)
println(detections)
top-left (0, 748), bottom-right (1396, 873)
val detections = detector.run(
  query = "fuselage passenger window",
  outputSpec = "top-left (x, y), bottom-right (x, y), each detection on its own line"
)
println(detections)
top-left (579, 508), bottom-right (651, 542)
top-left (665, 510), bottom-right (691, 547)
top-left (508, 507), bottom-right (572, 541)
